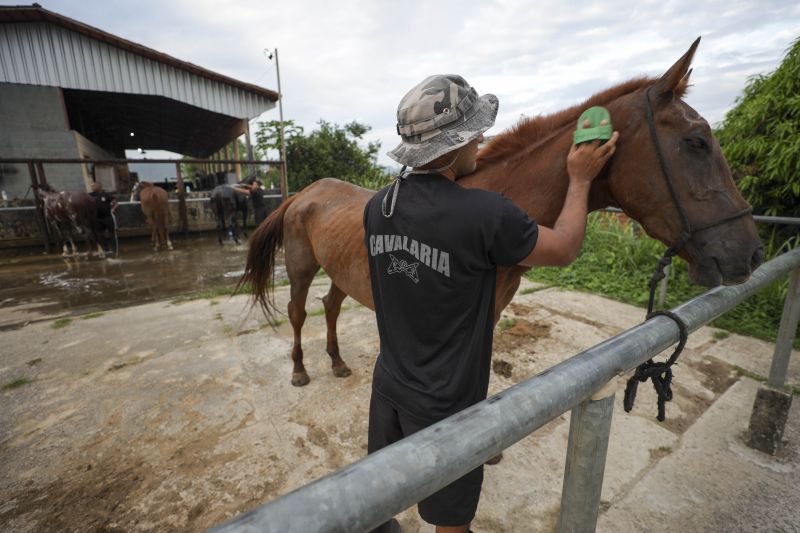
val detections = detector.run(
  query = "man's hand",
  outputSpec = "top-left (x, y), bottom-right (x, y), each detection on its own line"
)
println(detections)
top-left (518, 123), bottom-right (620, 268)
top-left (567, 125), bottom-right (619, 184)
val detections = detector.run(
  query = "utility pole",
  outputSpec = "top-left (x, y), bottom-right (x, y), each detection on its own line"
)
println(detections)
top-left (266, 48), bottom-right (289, 200)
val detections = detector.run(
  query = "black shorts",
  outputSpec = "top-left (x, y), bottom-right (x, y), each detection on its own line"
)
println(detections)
top-left (367, 391), bottom-right (483, 527)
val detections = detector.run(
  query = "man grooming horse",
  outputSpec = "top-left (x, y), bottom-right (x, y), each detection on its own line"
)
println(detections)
top-left (363, 74), bottom-right (617, 533)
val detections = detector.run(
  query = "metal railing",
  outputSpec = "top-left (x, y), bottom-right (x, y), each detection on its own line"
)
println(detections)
top-left (210, 246), bottom-right (800, 533)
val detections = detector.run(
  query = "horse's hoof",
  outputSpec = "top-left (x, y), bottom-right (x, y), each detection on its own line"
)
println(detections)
top-left (291, 372), bottom-right (310, 387)
top-left (332, 365), bottom-right (352, 378)
top-left (486, 452), bottom-right (503, 465)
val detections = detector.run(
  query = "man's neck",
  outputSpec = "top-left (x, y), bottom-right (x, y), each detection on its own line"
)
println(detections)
top-left (410, 167), bottom-right (457, 182)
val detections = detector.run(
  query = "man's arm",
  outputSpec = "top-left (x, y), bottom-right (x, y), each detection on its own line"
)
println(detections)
top-left (519, 131), bottom-right (618, 268)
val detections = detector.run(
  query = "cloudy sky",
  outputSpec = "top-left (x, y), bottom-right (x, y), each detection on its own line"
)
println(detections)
top-left (34, 0), bottom-right (800, 167)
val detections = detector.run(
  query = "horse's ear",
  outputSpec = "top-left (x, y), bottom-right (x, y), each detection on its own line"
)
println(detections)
top-left (652, 37), bottom-right (700, 103)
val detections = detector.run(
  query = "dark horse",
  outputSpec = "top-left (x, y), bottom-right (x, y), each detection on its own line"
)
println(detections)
top-left (239, 39), bottom-right (764, 386)
top-left (35, 183), bottom-right (105, 258)
top-left (211, 185), bottom-right (249, 245)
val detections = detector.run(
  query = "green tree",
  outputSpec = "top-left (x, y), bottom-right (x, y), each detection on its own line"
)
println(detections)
top-left (255, 119), bottom-right (392, 192)
top-left (716, 36), bottom-right (800, 249)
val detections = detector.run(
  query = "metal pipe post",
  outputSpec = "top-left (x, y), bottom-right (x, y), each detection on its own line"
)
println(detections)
top-left (558, 390), bottom-right (615, 533)
top-left (768, 268), bottom-right (800, 388)
top-left (27, 162), bottom-right (51, 254)
top-left (244, 120), bottom-right (255, 178)
top-left (274, 48), bottom-right (289, 200)
top-left (175, 162), bottom-right (188, 235)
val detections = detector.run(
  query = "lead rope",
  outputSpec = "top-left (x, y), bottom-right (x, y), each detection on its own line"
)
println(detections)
top-left (623, 87), bottom-right (691, 422)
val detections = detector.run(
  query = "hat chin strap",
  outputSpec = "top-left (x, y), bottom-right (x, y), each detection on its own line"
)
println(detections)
top-left (411, 149), bottom-right (461, 175)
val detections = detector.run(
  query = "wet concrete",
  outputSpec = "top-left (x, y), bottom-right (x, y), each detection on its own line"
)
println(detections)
top-left (0, 234), bottom-right (284, 330)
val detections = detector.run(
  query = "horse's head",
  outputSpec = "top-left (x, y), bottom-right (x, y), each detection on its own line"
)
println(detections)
top-left (607, 38), bottom-right (763, 287)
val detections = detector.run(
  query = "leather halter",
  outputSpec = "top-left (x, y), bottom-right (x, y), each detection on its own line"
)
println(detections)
top-left (642, 85), bottom-right (752, 314)
top-left (624, 87), bottom-right (754, 422)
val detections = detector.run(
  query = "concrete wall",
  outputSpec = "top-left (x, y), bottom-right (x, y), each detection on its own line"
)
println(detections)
top-left (0, 82), bottom-right (87, 199)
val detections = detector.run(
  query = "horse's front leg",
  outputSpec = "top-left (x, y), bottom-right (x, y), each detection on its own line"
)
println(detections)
top-left (322, 282), bottom-right (351, 378)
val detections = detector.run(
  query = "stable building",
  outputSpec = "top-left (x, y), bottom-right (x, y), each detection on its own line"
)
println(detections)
top-left (0, 4), bottom-right (278, 199)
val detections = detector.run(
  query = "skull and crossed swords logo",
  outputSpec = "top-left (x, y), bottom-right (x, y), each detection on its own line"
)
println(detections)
top-left (387, 254), bottom-right (420, 283)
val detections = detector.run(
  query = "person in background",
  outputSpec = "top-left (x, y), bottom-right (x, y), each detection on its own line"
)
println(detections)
top-left (231, 180), bottom-right (268, 226)
top-left (250, 180), bottom-right (267, 225)
top-left (90, 181), bottom-right (118, 252)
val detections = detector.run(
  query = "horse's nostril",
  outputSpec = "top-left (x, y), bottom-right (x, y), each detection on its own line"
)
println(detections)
top-left (751, 246), bottom-right (765, 270)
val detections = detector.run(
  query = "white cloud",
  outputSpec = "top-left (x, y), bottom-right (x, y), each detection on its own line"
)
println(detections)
top-left (40, 0), bottom-right (800, 167)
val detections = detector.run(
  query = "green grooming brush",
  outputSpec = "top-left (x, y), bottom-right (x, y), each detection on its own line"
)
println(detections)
top-left (574, 106), bottom-right (612, 145)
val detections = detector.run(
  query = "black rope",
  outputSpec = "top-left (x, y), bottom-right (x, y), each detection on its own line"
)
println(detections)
top-left (623, 310), bottom-right (688, 421)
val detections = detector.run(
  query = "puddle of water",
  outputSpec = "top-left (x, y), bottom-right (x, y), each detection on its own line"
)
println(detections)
top-left (0, 233), bottom-right (286, 325)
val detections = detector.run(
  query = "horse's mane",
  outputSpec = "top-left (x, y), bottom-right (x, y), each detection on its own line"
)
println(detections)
top-left (477, 76), bottom-right (689, 165)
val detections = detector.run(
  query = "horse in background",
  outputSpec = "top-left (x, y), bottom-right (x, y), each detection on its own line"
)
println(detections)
top-left (131, 182), bottom-right (173, 251)
top-left (35, 184), bottom-right (105, 258)
top-left (211, 185), bottom-right (249, 245)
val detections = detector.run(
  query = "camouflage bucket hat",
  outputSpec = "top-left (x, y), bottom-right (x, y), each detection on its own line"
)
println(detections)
top-left (387, 74), bottom-right (499, 167)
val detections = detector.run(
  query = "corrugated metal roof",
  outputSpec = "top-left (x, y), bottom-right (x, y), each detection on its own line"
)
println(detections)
top-left (0, 5), bottom-right (278, 119)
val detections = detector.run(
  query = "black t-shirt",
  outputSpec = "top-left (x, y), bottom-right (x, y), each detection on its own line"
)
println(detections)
top-left (250, 188), bottom-right (266, 209)
top-left (363, 173), bottom-right (538, 423)
top-left (90, 191), bottom-right (115, 218)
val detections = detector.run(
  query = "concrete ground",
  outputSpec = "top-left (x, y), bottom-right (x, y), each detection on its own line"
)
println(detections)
top-left (0, 277), bottom-right (797, 532)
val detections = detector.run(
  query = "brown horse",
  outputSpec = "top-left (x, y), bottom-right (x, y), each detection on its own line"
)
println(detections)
top-left (36, 184), bottom-right (105, 258)
top-left (131, 182), bottom-right (173, 251)
top-left (240, 39), bottom-right (764, 386)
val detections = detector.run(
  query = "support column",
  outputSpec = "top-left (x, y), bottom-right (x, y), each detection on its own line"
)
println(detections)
top-left (557, 385), bottom-right (615, 533)
top-left (234, 139), bottom-right (242, 181)
top-left (747, 268), bottom-right (799, 454)
top-left (244, 120), bottom-right (254, 179)
top-left (175, 162), bottom-right (188, 236)
top-left (28, 162), bottom-right (51, 254)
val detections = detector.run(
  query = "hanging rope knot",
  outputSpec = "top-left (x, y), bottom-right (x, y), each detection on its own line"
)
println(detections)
top-left (624, 310), bottom-right (688, 422)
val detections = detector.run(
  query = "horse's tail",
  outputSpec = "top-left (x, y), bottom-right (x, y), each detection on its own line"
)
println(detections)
top-left (236, 194), bottom-right (299, 318)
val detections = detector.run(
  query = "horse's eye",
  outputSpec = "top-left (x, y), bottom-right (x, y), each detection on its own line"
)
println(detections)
top-left (685, 137), bottom-right (709, 151)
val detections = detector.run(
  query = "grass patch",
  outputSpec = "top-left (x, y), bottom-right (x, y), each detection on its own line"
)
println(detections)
top-left (171, 284), bottom-right (254, 304)
top-left (3, 377), bottom-right (33, 390)
top-left (732, 364), bottom-right (767, 383)
top-left (214, 312), bottom-right (223, 321)
top-left (209, 300), bottom-right (219, 306)
top-left (520, 285), bottom-right (550, 295)
top-left (525, 213), bottom-right (799, 349)
top-left (497, 318), bottom-right (517, 332)
top-left (51, 318), bottom-right (72, 329)
top-left (80, 311), bottom-right (104, 320)
top-left (712, 330), bottom-right (731, 341)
